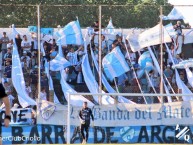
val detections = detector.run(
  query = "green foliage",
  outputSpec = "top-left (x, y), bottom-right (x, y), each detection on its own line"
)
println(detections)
top-left (0, 0), bottom-right (172, 28)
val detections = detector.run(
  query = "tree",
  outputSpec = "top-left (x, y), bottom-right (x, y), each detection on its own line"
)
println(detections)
top-left (0, 0), bottom-right (172, 28)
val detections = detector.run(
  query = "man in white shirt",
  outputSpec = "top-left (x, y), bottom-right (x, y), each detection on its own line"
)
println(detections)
top-left (21, 35), bottom-right (31, 55)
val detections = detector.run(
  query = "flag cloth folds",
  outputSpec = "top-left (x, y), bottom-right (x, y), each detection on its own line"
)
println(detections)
top-left (12, 25), bottom-right (36, 108)
top-left (56, 20), bottom-right (84, 45)
top-left (106, 18), bottom-right (115, 35)
top-left (128, 24), bottom-right (172, 52)
top-left (60, 70), bottom-right (94, 106)
top-left (102, 47), bottom-right (130, 81)
top-left (49, 39), bottom-right (71, 71)
top-left (49, 55), bottom-right (71, 71)
top-left (162, 8), bottom-right (184, 20)
top-left (138, 51), bottom-right (153, 73)
top-left (45, 60), bottom-right (60, 104)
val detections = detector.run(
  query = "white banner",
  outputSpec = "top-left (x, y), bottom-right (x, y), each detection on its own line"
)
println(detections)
top-left (0, 108), bottom-right (32, 125)
top-left (128, 24), bottom-right (172, 52)
top-left (37, 101), bottom-right (193, 126)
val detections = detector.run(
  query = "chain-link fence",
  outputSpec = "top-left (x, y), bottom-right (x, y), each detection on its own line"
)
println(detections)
top-left (1, 4), bottom-right (189, 106)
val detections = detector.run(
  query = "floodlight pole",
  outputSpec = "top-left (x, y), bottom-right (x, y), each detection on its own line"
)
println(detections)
top-left (98, 5), bottom-right (102, 105)
top-left (37, 5), bottom-right (41, 101)
top-left (160, 6), bottom-right (164, 103)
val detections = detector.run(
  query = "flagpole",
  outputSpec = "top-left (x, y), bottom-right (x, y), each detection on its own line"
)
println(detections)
top-left (98, 5), bottom-right (102, 105)
top-left (160, 6), bottom-right (164, 103)
top-left (37, 4), bottom-right (41, 101)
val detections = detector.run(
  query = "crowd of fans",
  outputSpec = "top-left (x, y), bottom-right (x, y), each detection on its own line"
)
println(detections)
top-left (0, 20), bottom-right (192, 112)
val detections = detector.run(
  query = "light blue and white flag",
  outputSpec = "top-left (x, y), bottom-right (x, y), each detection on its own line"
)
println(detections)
top-left (41, 28), bottom-right (54, 35)
top-left (45, 60), bottom-right (60, 104)
top-left (56, 20), bottom-right (84, 45)
top-left (138, 51), bottom-right (154, 73)
top-left (28, 26), bottom-right (37, 33)
top-left (49, 55), bottom-right (71, 71)
top-left (162, 7), bottom-right (184, 20)
top-left (49, 39), bottom-right (71, 71)
top-left (81, 46), bottom-right (114, 105)
top-left (148, 47), bottom-right (172, 102)
top-left (102, 47), bottom-right (130, 81)
top-left (185, 67), bottom-right (193, 88)
top-left (28, 26), bottom-right (54, 43)
top-left (40, 42), bottom-right (45, 56)
top-left (164, 23), bottom-right (176, 37)
top-left (57, 38), bottom-right (64, 57)
top-left (60, 70), bottom-right (94, 106)
top-left (41, 28), bottom-right (54, 43)
top-left (12, 25), bottom-right (36, 108)
top-left (89, 39), bottom-right (135, 104)
top-left (165, 43), bottom-right (193, 101)
top-left (128, 24), bottom-right (172, 52)
top-left (106, 18), bottom-right (115, 34)
top-left (174, 6), bottom-right (193, 28)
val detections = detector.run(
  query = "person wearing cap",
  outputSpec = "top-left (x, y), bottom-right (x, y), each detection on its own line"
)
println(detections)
top-left (0, 32), bottom-right (9, 64)
top-left (0, 81), bottom-right (11, 141)
top-left (21, 51), bottom-right (31, 69)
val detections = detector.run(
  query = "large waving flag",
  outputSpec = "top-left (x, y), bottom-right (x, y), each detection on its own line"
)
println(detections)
top-left (164, 23), bottom-right (176, 37)
top-left (128, 24), bottom-right (172, 52)
top-left (81, 43), bottom-right (115, 105)
top-left (28, 26), bottom-right (54, 43)
top-left (12, 25), bottom-right (36, 108)
top-left (56, 20), bottom-right (84, 45)
top-left (102, 47), bottom-right (130, 81)
top-left (89, 39), bottom-right (135, 104)
top-left (41, 28), bottom-right (54, 43)
top-left (162, 8), bottom-right (184, 20)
